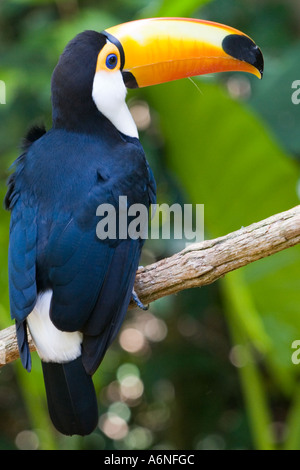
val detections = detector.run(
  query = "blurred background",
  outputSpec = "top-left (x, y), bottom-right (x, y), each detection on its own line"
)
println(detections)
top-left (0, 0), bottom-right (300, 450)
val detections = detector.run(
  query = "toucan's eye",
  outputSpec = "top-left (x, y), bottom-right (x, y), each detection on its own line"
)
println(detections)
top-left (106, 53), bottom-right (118, 69)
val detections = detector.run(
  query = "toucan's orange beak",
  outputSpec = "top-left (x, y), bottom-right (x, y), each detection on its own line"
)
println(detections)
top-left (102, 17), bottom-right (264, 88)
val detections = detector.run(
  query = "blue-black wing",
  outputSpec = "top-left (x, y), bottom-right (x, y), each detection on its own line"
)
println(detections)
top-left (5, 154), bottom-right (38, 371)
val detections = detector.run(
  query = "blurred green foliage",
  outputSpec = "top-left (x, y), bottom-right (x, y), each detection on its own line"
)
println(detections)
top-left (0, 0), bottom-right (300, 450)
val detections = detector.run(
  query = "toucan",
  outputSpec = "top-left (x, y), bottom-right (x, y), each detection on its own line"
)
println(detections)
top-left (5, 18), bottom-right (263, 436)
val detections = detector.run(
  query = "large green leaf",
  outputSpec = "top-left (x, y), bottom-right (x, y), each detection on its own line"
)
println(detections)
top-left (142, 77), bottom-right (300, 447)
top-left (144, 78), bottom-right (300, 387)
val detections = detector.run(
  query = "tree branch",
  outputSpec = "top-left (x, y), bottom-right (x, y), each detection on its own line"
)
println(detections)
top-left (1, 205), bottom-right (300, 368)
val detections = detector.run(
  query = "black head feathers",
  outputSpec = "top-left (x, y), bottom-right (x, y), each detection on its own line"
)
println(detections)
top-left (51, 31), bottom-right (107, 131)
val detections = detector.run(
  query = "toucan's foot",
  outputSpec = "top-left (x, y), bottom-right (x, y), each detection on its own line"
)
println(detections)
top-left (132, 288), bottom-right (149, 311)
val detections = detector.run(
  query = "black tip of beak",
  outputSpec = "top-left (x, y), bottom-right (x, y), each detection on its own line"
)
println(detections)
top-left (222, 34), bottom-right (264, 78)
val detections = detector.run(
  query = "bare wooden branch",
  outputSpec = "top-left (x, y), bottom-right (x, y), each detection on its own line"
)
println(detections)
top-left (131, 205), bottom-right (300, 305)
top-left (1, 205), bottom-right (300, 368)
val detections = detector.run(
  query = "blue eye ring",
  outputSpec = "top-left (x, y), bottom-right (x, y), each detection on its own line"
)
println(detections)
top-left (106, 53), bottom-right (118, 69)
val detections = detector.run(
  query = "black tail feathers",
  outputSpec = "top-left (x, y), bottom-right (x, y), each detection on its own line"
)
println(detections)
top-left (41, 357), bottom-right (98, 436)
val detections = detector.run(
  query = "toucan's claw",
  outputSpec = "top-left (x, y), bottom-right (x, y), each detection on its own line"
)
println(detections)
top-left (132, 288), bottom-right (149, 311)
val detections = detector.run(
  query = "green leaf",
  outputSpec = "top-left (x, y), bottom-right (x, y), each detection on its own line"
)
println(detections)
top-left (143, 76), bottom-right (300, 448)
top-left (144, 77), bottom-right (300, 387)
top-left (156, 0), bottom-right (213, 17)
